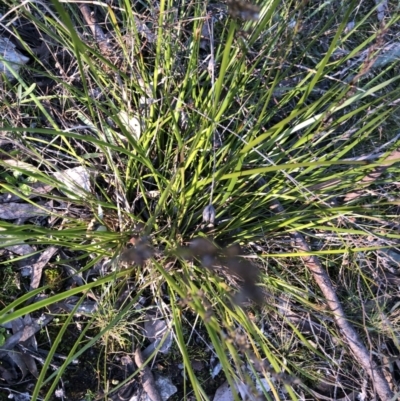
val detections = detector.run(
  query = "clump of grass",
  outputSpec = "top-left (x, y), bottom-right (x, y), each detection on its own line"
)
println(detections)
top-left (1, 0), bottom-right (400, 400)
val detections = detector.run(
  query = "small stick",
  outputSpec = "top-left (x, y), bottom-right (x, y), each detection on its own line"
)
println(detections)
top-left (78, 4), bottom-right (114, 56)
top-left (267, 193), bottom-right (393, 400)
top-left (134, 348), bottom-right (162, 401)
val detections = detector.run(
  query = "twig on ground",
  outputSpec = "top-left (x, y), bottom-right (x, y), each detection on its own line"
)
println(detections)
top-left (78, 4), bottom-right (115, 57)
top-left (134, 347), bottom-right (162, 401)
top-left (268, 195), bottom-right (394, 400)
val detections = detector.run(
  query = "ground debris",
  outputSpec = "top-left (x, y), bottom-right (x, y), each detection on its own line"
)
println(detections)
top-left (53, 166), bottom-right (91, 200)
top-left (142, 312), bottom-right (173, 359)
top-left (0, 36), bottom-right (29, 81)
top-left (0, 202), bottom-right (50, 220)
top-left (30, 246), bottom-right (58, 290)
top-left (134, 347), bottom-right (162, 401)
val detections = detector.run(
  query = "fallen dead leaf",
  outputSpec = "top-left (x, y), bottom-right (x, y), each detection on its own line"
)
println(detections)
top-left (53, 166), bottom-right (91, 200)
top-left (0, 313), bottom-right (55, 359)
top-left (374, 0), bottom-right (388, 21)
top-left (4, 243), bottom-right (34, 256)
top-left (150, 374), bottom-right (177, 401)
top-left (0, 314), bottom-right (52, 382)
top-left (118, 110), bottom-right (142, 140)
top-left (0, 182), bottom-right (54, 203)
top-left (142, 312), bottom-right (173, 360)
top-left (213, 381), bottom-right (235, 401)
top-left (30, 246), bottom-right (58, 290)
top-left (0, 37), bottom-right (29, 81)
top-left (0, 202), bottom-right (50, 220)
